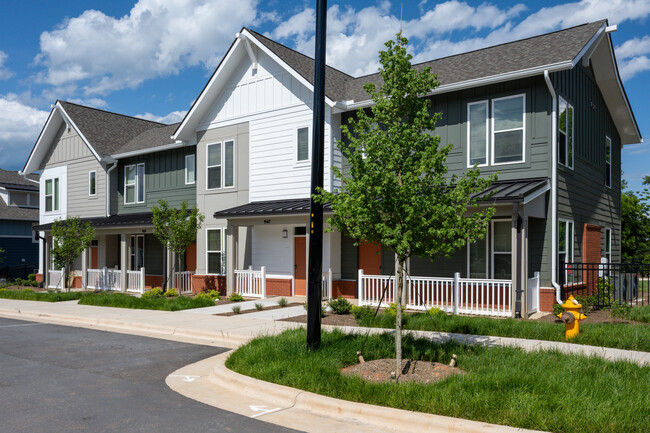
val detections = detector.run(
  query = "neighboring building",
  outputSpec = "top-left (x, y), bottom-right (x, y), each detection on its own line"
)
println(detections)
top-left (0, 169), bottom-right (39, 279)
top-left (21, 19), bottom-right (642, 315)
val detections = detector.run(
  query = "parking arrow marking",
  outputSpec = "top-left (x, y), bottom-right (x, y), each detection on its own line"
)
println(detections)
top-left (169, 375), bottom-right (200, 382)
top-left (249, 405), bottom-right (282, 418)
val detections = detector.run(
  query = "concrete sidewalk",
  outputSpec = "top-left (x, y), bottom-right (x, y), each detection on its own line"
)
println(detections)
top-left (1, 298), bottom-right (648, 433)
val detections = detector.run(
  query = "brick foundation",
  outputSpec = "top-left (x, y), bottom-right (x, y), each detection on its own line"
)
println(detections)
top-left (540, 287), bottom-right (557, 312)
top-left (191, 274), bottom-right (226, 295)
top-left (266, 278), bottom-right (292, 297)
top-left (145, 275), bottom-right (163, 289)
top-left (333, 280), bottom-right (357, 299)
top-left (35, 273), bottom-right (43, 283)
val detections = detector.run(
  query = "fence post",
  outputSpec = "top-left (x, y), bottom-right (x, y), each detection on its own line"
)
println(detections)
top-left (102, 266), bottom-right (108, 291)
top-left (453, 272), bottom-right (460, 315)
top-left (140, 267), bottom-right (145, 294)
top-left (328, 267), bottom-right (332, 300)
top-left (261, 266), bottom-right (267, 299)
top-left (358, 269), bottom-right (364, 304)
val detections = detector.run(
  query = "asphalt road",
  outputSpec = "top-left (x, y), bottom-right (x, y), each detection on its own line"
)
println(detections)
top-left (0, 317), bottom-right (300, 433)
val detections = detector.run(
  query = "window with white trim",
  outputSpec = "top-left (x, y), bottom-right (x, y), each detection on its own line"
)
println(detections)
top-left (559, 219), bottom-right (574, 283)
top-left (468, 101), bottom-right (488, 166)
top-left (207, 229), bottom-right (224, 274)
top-left (492, 220), bottom-right (512, 279)
top-left (558, 97), bottom-right (574, 169)
top-left (45, 178), bottom-right (59, 212)
top-left (124, 163), bottom-right (145, 204)
top-left (185, 154), bottom-right (195, 185)
top-left (207, 141), bottom-right (235, 189)
top-left (130, 234), bottom-right (144, 270)
top-left (297, 127), bottom-right (310, 162)
top-left (89, 171), bottom-right (96, 196)
top-left (604, 228), bottom-right (611, 263)
top-left (605, 136), bottom-right (611, 188)
top-left (492, 95), bottom-right (525, 164)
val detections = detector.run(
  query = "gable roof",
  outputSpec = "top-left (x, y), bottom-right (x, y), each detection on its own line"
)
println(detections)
top-left (0, 169), bottom-right (39, 191)
top-left (0, 198), bottom-right (38, 221)
top-left (112, 123), bottom-right (181, 157)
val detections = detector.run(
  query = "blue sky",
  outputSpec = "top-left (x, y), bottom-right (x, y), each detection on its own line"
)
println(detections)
top-left (0, 0), bottom-right (648, 190)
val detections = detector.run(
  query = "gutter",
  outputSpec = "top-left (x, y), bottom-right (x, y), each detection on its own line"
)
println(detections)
top-left (104, 157), bottom-right (118, 217)
top-left (18, 172), bottom-right (40, 185)
top-left (111, 141), bottom-right (187, 159)
top-left (544, 70), bottom-right (562, 305)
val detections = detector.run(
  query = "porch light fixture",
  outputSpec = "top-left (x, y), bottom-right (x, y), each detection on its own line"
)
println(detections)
top-left (282, 229), bottom-right (288, 238)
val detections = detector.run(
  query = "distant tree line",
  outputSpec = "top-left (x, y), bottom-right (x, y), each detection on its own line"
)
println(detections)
top-left (622, 176), bottom-right (650, 263)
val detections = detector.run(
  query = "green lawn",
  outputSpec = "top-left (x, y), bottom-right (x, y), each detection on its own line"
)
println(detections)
top-left (0, 288), bottom-right (83, 302)
top-left (77, 292), bottom-right (214, 311)
top-left (227, 329), bottom-right (649, 433)
top-left (355, 309), bottom-right (650, 351)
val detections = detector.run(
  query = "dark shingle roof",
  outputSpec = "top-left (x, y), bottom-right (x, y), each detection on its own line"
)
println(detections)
top-left (249, 21), bottom-right (605, 104)
top-left (115, 123), bottom-right (180, 155)
top-left (59, 101), bottom-right (165, 157)
top-left (0, 199), bottom-right (38, 221)
top-left (0, 169), bottom-right (39, 191)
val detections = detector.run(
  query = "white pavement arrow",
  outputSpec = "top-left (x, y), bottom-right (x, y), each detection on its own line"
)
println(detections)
top-left (249, 405), bottom-right (282, 418)
top-left (169, 375), bottom-right (200, 382)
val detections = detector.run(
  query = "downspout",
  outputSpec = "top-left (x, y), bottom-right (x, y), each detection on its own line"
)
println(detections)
top-left (104, 157), bottom-right (118, 217)
top-left (543, 70), bottom-right (562, 305)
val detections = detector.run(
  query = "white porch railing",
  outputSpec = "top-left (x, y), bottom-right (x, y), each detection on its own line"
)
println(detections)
top-left (527, 271), bottom-right (540, 313)
top-left (235, 266), bottom-right (266, 298)
top-left (322, 268), bottom-right (333, 300)
top-left (127, 268), bottom-right (146, 294)
top-left (88, 267), bottom-right (123, 291)
top-left (174, 271), bottom-right (195, 294)
top-left (358, 270), bottom-right (513, 317)
top-left (48, 268), bottom-right (65, 289)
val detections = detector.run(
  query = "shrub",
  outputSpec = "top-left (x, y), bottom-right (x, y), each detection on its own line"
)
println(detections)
top-left (164, 288), bottom-right (178, 297)
top-left (194, 292), bottom-right (213, 303)
top-left (552, 303), bottom-right (564, 316)
top-left (352, 305), bottom-right (375, 323)
top-left (384, 302), bottom-right (405, 316)
top-left (610, 302), bottom-right (631, 318)
top-left (278, 297), bottom-right (288, 307)
top-left (142, 287), bottom-right (163, 299)
top-left (232, 305), bottom-right (242, 314)
top-left (327, 296), bottom-right (353, 315)
top-left (229, 292), bottom-right (244, 302)
top-left (255, 302), bottom-right (264, 311)
top-left (575, 295), bottom-right (595, 313)
top-left (428, 307), bottom-right (447, 316)
top-left (206, 289), bottom-right (221, 301)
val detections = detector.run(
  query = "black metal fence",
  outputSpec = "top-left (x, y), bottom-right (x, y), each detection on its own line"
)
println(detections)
top-left (560, 262), bottom-right (649, 308)
top-left (0, 263), bottom-right (39, 281)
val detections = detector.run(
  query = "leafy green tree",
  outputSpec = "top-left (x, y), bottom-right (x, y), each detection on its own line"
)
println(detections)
top-left (151, 199), bottom-right (205, 288)
top-left (622, 178), bottom-right (650, 263)
top-left (51, 217), bottom-right (95, 291)
top-left (316, 33), bottom-right (496, 377)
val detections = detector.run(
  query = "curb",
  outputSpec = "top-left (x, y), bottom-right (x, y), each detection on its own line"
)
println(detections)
top-left (209, 351), bottom-right (545, 433)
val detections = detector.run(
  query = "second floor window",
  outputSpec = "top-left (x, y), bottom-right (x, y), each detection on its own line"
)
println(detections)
top-left (125, 163), bottom-right (145, 204)
top-left (207, 141), bottom-right (234, 189)
top-left (605, 136), bottom-right (611, 188)
top-left (559, 219), bottom-right (574, 283)
top-left (492, 95), bottom-right (525, 164)
top-left (558, 97), bottom-right (574, 169)
top-left (297, 127), bottom-right (309, 162)
top-left (45, 178), bottom-right (59, 212)
top-left (89, 171), bottom-right (96, 196)
top-left (185, 154), bottom-right (196, 185)
top-left (468, 101), bottom-right (488, 166)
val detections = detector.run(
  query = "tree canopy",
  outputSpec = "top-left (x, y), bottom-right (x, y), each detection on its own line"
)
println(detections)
top-left (51, 217), bottom-right (95, 291)
top-left (151, 199), bottom-right (205, 256)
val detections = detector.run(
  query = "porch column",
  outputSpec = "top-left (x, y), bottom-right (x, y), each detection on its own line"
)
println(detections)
top-left (81, 247), bottom-right (88, 289)
top-left (120, 234), bottom-right (128, 292)
top-left (226, 225), bottom-right (238, 295)
top-left (512, 203), bottom-right (525, 319)
top-left (44, 236), bottom-right (51, 288)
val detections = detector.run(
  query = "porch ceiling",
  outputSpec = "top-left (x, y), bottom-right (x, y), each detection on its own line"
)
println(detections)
top-left (214, 178), bottom-right (549, 219)
top-left (33, 212), bottom-right (153, 231)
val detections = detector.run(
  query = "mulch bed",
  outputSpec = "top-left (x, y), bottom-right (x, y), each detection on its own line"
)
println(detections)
top-left (342, 358), bottom-right (465, 384)
top-left (281, 312), bottom-right (360, 326)
top-left (217, 303), bottom-right (302, 316)
top-left (533, 308), bottom-right (645, 325)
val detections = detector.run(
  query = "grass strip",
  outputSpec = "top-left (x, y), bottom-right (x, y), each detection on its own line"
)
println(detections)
top-left (356, 311), bottom-right (650, 351)
top-left (0, 288), bottom-right (83, 302)
top-left (77, 292), bottom-right (214, 311)
top-left (618, 305), bottom-right (650, 323)
top-left (227, 329), bottom-right (649, 433)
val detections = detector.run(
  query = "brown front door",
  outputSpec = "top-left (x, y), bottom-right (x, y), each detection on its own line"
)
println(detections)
top-left (185, 243), bottom-right (197, 271)
top-left (91, 247), bottom-right (99, 269)
top-left (358, 241), bottom-right (381, 275)
top-left (294, 236), bottom-right (307, 296)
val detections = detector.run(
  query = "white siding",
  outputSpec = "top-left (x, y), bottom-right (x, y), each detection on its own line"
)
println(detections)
top-left (251, 225), bottom-right (293, 275)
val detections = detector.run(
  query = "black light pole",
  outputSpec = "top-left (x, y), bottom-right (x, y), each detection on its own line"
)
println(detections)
top-left (307, 0), bottom-right (327, 349)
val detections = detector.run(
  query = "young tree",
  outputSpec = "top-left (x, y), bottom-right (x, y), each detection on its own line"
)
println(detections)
top-left (622, 178), bottom-right (650, 263)
top-left (151, 199), bottom-right (205, 288)
top-left (316, 33), bottom-right (496, 378)
top-left (51, 217), bottom-right (95, 291)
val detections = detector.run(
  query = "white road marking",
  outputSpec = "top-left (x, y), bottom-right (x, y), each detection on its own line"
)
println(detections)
top-left (249, 405), bottom-right (282, 418)
top-left (0, 323), bottom-right (45, 328)
top-left (168, 374), bottom-right (201, 382)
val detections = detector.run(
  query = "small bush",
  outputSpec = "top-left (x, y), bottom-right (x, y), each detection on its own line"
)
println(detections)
top-left (232, 305), bottom-right (242, 314)
top-left (575, 295), bottom-right (595, 313)
top-left (229, 292), bottom-right (244, 302)
top-left (610, 302), bottom-right (631, 318)
top-left (428, 307), bottom-right (447, 316)
top-left (278, 297), bottom-right (288, 307)
top-left (384, 302), bottom-right (405, 316)
top-left (142, 287), bottom-right (163, 299)
top-left (327, 296), bottom-right (353, 315)
top-left (552, 303), bottom-right (564, 316)
top-left (352, 305), bottom-right (375, 323)
top-left (206, 289), bottom-right (221, 301)
top-left (255, 302), bottom-right (264, 311)
top-left (164, 288), bottom-right (178, 297)
top-left (194, 292), bottom-right (214, 303)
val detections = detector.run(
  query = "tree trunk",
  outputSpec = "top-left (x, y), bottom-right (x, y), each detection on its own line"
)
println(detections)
top-left (395, 258), bottom-right (404, 379)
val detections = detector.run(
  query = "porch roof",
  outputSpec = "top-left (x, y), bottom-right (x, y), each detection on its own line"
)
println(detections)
top-left (214, 178), bottom-right (549, 219)
top-left (33, 212), bottom-right (153, 232)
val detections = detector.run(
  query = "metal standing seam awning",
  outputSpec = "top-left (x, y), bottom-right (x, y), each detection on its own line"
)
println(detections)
top-left (33, 212), bottom-right (154, 232)
top-left (213, 178), bottom-right (550, 219)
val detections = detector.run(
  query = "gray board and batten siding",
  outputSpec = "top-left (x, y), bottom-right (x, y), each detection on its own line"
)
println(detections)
top-left (117, 147), bottom-right (197, 215)
top-left (41, 124), bottom-right (106, 218)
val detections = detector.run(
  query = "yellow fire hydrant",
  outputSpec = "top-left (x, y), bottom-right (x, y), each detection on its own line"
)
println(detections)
top-left (557, 296), bottom-right (587, 339)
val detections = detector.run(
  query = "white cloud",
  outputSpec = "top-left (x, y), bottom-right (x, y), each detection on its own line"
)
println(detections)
top-left (33, 0), bottom-right (263, 95)
top-left (616, 35), bottom-right (650, 59)
top-left (619, 55), bottom-right (650, 80)
top-left (135, 110), bottom-right (188, 124)
top-left (66, 98), bottom-right (108, 109)
top-left (0, 51), bottom-right (14, 80)
top-left (0, 96), bottom-right (49, 169)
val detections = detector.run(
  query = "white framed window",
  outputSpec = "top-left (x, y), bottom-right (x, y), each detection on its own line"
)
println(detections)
top-left (45, 178), bottom-right (59, 212)
top-left (207, 140), bottom-right (235, 189)
top-left (185, 154), bottom-right (196, 185)
top-left (558, 219), bottom-right (574, 283)
top-left (604, 228), bottom-right (611, 263)
top-left (558, 97), bottom-right (574, 169)
top-left (491, 94), bottom-right (525, 165)
top-left (206, 229), bottom-right (224, 274)
top-left (491, 220), bottom-right (512, 279)
top-left (467, 235), bottom-right (488, 278)
top-left (124, 163), bottom-right (145, 204)
top-left (130, 235), bottom-right (144, 271)
top-left (296, 126), bottom-right (310, 163)
top-left (467, 101), bottom-right (488, 167)
top-left (605, 136), bottom-right (611, 188)
top-left (89, 171), bottom-right (96, 196)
